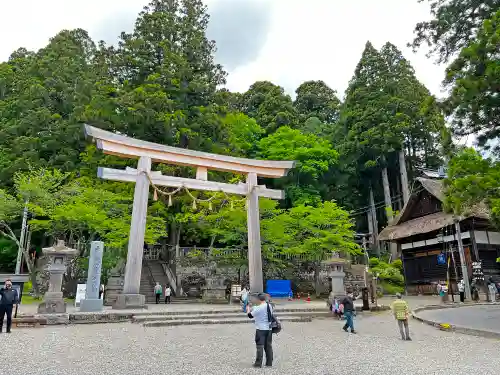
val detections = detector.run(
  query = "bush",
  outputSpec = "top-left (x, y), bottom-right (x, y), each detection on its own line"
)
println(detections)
top-left (369, 256), bottom-right (405, 295)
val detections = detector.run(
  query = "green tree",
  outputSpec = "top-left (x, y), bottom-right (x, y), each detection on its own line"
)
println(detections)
top-left (294, 80), bottom-right (341, 124)
top-left (443, 148), bottom-right (499, 221)
top-left (410, 0), bottom-right (500, 63)
top-left (239, 81), bottom-right (298, 133)
top-left (0, 30), bottom-right (99, 186)
top-left (443, 11), bottom-right (500, 154)
top-left (268, 201), bottom-right (361, 296)
top-left (258, 126), bottom-right (338, 207)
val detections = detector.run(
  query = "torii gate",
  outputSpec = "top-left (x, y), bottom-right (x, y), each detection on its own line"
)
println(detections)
top-left (84, 125), bottom-right (295, 309)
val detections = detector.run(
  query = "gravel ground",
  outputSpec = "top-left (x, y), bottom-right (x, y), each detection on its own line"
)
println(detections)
top-left (2, 311), bottom-right (498, 375)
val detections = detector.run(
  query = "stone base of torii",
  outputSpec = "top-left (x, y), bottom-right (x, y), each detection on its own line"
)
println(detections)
top-left (84, 125), bottom-right (295, 309)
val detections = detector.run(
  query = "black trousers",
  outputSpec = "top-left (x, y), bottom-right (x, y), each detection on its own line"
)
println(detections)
top-left (155, 294), bottom-right (161, 304)
top-left (165, 295), bottom-right (171, 304)
top-left (0, 305), bottom-right (13, 332)
top-left (460, 291), bottom-right (465, 302)
top-left (254, 329), bottom-right (273, 366)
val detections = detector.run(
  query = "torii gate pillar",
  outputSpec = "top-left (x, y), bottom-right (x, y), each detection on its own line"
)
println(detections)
top-left (84, 125), bottom-right (295, 309)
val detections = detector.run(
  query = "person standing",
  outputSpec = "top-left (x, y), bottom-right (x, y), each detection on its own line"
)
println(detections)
top-left (458, 279), bottom-right (465, 303)
top-left (0, 279), bottom-right (19, 333)
top-left (164, 285), bottom-right (171, 304)
top-left (341, 292), bottom-right (356, 334)
top-left (246, 293), bottom-right (273, 368)
top-left (154, 282), bottom-right (162, 304)
top-left (241, 286), bottom-right (249, 313)
top-left (390, 293), bottom-right (411, 341)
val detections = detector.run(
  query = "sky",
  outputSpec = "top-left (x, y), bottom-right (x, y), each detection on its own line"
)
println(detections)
top-left (0, 0), bottom-right (447, 100)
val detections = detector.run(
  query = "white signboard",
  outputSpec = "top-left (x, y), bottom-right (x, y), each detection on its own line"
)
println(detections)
top-left (75, 284), bottom-right (86, 307)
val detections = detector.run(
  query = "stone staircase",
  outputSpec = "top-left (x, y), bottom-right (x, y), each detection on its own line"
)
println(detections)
top-left (139, 260), bottom-right (182, 304)
top-left (131, 308), bottom-right (332, 327)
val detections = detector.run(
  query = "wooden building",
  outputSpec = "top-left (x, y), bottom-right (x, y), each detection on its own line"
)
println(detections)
top-left (378, 177), bottom-right (500, 294)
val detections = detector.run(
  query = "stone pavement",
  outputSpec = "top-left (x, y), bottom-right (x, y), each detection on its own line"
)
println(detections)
top-left (2, 305), bottom-right (498, 375)
top-left (417, 304), bottom-right (500, 335)
top-left (18, 295), bottom-right (441, 316)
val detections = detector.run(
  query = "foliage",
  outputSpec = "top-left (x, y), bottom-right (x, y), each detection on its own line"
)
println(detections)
top-left (267, 202), bottom-right (361, 261)
top-left (258, 126), bottom-right (338, 206)
top-left (443, 11), bottom-right (500, 154)
top-left (294, 80), bottom-right (341, 124)
top-left (368, 257), bottom-right (405, 294)
top-left (410, 0), bottom-right (500, 63)
top-left (0, 237), bottom-right (17, 272)
top-left (443, 148), bottom-right (500, 225)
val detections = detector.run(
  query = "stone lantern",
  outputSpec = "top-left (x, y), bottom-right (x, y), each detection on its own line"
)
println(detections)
top-left (325, 255), bottom-right (348, 298)
top-left (38, 240), bottom-right (78, 314)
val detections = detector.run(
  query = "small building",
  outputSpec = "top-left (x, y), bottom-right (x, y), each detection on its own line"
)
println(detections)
top-left (378, 177), bottom-right (499, 294)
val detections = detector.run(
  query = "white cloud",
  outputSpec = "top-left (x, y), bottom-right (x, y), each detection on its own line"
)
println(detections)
top-left (0, 0), bottom-right (446, 98)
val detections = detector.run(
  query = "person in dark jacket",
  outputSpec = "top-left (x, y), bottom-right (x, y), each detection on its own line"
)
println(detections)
top-left (0, 279), bottom-right (19, 333)
top-left (341, 292), bottom-right (356, 334)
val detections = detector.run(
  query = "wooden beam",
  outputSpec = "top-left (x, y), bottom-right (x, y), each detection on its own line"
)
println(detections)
top-left (97, 167), bottom-right (285, 200)
top-left (85, 124), bottom-right (296, 178)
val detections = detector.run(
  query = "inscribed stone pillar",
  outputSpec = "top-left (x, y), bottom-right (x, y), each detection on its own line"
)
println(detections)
top-left (80, 241), bottom-right (104, 312)
top-left (114, 156), bottom-right (151, 309)
top-left (246, 172), bottom-right (264, 293)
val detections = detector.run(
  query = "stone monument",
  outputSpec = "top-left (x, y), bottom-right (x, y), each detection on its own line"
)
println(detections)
top-left (202, 267), bottom-right (226, 302)
top-left (104, 259), bottom-right (125, 306)
top-left (325, 256), bottom-right (347, 298)
top-left (38, 240), bottom-right (78, 314)
top-left (80, 241), bottom-right (104, 312)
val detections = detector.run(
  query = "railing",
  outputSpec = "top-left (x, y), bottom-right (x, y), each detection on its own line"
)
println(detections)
top-left (144, 259), bottom-right (156, 286)
top-left (143, 246), bottom-right (161, 260)
top-left (161, 262), bottom-right (177, 296)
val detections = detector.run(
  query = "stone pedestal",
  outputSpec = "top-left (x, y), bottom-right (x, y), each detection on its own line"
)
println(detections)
top-left (80, 241), bottom-right (104, 312)
top-left (114, 293), bottom-right (146, 309)
top-left (104, 276), bottom-right (124, 306)
top-left (37, 240), bottom-right (78, 314)
top-left (202, 274), bottom-right (227, 302)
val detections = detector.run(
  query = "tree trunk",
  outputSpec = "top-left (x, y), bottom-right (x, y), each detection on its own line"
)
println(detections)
top-left (399, 149), bottom-right (410, 205)
top-left (314, 262), bottom-right (321, 298)
top-left (369, 186), bottom-right (380, 257)
top-left (381, 162), bottom-right (393, 222)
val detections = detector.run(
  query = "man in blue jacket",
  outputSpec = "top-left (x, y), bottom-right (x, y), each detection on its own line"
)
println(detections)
top-left (0, 279), bottom-right (19, 333)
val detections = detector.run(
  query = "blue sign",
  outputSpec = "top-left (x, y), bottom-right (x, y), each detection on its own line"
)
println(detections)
top-left (437, 253), bottom-right (446, 265)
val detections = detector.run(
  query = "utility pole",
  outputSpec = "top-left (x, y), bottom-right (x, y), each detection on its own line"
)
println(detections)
top-left (455, 219), bottom-right (472, 300)
top-left (15, 200), bottom-right (28, 274)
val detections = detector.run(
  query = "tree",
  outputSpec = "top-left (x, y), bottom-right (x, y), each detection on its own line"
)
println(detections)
top-left (239, 81), bottom-right (298, 133)
top-left (294, 80), bottom-right (341, 124)
top-left (267, 201), bottom-right (361, 296)
top-left (444, 11), bottom-right (500, 154)
top-left (443, 148), bottom-right (499, 221)
top-left (258, 126), bottom-right (338, 207)
top-left (410, 0), bottom-right (500, 63)
top-left (0, 30), bottom-right (99, 186)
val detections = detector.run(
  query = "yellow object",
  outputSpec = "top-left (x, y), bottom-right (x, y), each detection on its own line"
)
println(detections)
top-left (391, 299), bottom-right (409, 320)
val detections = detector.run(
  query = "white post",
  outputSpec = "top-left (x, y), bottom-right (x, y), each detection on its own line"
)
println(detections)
top-left (246, 172), bottom-right (263, 293)
top-left (115, 156), bottom-right (151, 308)
top-left (455, 220), bottom-right (472, 301)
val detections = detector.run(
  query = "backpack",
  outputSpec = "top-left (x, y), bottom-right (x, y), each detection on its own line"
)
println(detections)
top-left (266, 302), bottom-right (282, 334)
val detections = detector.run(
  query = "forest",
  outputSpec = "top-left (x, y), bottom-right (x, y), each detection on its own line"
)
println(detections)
top-left (0, 0), bottom-right (499, 290)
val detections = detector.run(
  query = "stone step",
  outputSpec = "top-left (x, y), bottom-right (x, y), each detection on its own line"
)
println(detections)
top-left (142, 316), bottom-right (311, 327)
top-left (132, 306), bottom-right (329, 317)
top-left (133, 311), bottom-right (331, 323)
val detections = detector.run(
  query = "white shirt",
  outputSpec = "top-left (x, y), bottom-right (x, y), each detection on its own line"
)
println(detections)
top-left (241, 289), bottom-right (248, 301)
top-left (250, 303), bottom-right (271, 331)
top-left (165, 287), bottom-right (171, 296)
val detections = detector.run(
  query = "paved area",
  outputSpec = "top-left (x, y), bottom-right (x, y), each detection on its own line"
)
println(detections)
top-left (417, 304), bottom-right (500, 334)
top-left (18, 295), bottom-right (442, 315)
top-left (2, 308), bottom-right (498, 375)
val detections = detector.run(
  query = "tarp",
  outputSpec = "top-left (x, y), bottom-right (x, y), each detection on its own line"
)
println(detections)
top-left (266, 280), bottom-right (292, 297)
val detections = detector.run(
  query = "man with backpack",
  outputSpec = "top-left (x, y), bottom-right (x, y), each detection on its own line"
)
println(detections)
top-left (246, 293), bottom-right (274, 368)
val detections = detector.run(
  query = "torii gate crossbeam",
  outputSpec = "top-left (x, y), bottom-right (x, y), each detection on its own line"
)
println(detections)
top-left (84, 125), bottom-right (295, 309)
